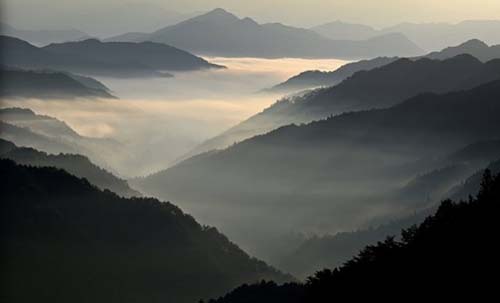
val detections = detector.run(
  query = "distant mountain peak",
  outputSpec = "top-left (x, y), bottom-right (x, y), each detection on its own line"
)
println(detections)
top-left (459, 39), bottom-right (489, 48)
top-left (79, 38), bottom-right (102, 44)
top-left (195, 7), bottom-right (240, 22)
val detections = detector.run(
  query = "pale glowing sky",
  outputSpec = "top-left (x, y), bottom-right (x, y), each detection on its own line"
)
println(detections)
top-left (2, 0), bottom-right (500, 35)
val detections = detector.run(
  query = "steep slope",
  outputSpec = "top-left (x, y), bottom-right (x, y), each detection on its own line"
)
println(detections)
top-left (136, 80), bottom-right (500, 259)
top-left (109, 8), bottom-right (423, 59)
top-left (0, 66), bottom-right (115, 99)
top-left (0, 139), bottom-right (139, 197)
top-left (187, 55), bottom-right (500, 157)
top-left (206, 171), bottom-right (500, 302)
top-left (0, 160), bottom-right (293, 303)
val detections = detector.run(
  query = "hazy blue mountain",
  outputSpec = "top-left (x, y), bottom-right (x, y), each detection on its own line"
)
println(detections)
top-left (0, 22), bottom-right (89, 46)
top-left (135, 80), bottom-right (500, 259)
top-left (108, 8), bottom-right (423, 59)
top-left (187, 55), bottom-right (500, 158)
top-left (0, 159), bottom-right (293, 303)
top-left (311, 20), bottom-right (500, 52)
top-left (0, 35), bottom-right (220, 77)
top-left (0, 66), bottom-right (115, 99)
top-left (0, 139), bottom-right (140, 197)
top-left (310, 21), bottom-right (379, 40)
top-left (269, 39), bottom-right (500, 94)
top-left (382, 20), bottom-right (500, 51)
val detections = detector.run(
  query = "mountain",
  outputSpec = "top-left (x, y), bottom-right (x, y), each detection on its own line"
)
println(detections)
top-left (276, 211), bottom-right (431, 280)
top-left (187, 55), bottom-right (500, 157)
top-left (266, 57), bottom-right (399, 93)
top-left (424, 39), bottom-right (500, 62)
top-left (43, 38), bottom-right (223, 71)
top-left (311, 20), bottom-right (500, 52)
top-left (206, 171), bottom-right (500, 301)
top-left (0, 121), bottom-right (76, 155)
top-left (0, 66), bottom-right (115, 99)
top-left (0, 108), bottom-right (127, 175)
top-left (135, 80), bottom-right (500, 259)
top-left (269, 39), bottom-right (500, 94)
top-left (278, 159), bottom-right (500, 279)
top-left (449, 159), bottom-right (500, 200)
top-left (310, 21), bottom-right (379, 40)
top-left (0, 35), bottom-right (220, 77)
top-left (0, 139), bottom-right (140, 197)
top-left (0, 22), bottom-right (89, 46)
top-left (108, 8), bottom-right (423, 59)
top-left (382, 20), bottom-right (500, 52)
top-left (0, 159), bottom-right (293, 303)
top-left (278, 139), bottom-right (500, 278)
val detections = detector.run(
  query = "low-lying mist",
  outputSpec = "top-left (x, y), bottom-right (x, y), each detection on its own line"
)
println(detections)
top-left (1, 57), bottom-right (347, 177)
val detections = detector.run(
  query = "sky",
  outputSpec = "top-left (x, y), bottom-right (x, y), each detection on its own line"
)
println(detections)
top-left (2, 0), bottom-right (500, 36)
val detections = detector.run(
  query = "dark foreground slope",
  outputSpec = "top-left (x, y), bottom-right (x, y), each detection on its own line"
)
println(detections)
top-left (206, 171), bottom-right (500, 302)
top-left (0, 160), bottom-right (292, 303)
top-left (0, 139), bottom-right (139, 197)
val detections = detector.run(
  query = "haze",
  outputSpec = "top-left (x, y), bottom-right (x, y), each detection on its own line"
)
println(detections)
top-left (3, 0), bottom-right (500, 36)
top-left (1, 57), bottom-right (347, 177)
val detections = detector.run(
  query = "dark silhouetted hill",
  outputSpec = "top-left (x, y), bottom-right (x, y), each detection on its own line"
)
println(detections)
top-left (0, 139), bottom-right (139, 197)
top-left (0, 160), bottom-right (293, 303)
top-left (0, 66), bottom-right (115, 99)
top-left (43, 38), bottom-right (223, 71)
top-left (0, 35), bottom-right (220, 77)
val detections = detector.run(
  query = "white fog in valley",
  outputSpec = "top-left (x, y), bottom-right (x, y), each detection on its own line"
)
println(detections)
top-left (1, 57), bottom-right (348, 177)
